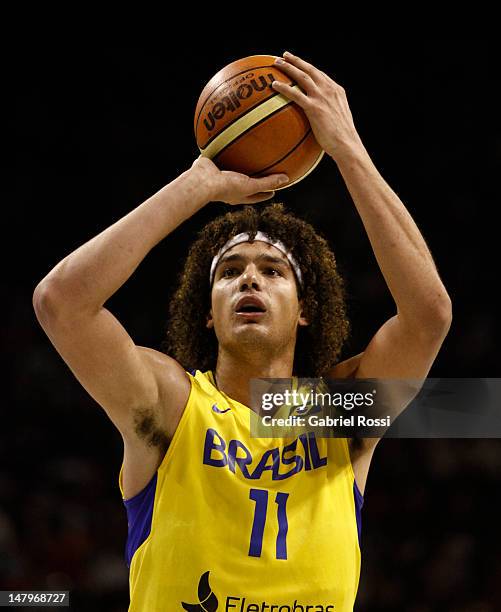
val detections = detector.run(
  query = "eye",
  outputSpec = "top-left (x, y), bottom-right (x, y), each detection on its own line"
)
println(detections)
top-left (222, 267), bottom-right (238, 278)
top-left (264, 267), bottom-right (281, 277)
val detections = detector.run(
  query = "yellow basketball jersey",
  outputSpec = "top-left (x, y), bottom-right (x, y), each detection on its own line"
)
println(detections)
top-left (119, 370), bottom-right (363, 611)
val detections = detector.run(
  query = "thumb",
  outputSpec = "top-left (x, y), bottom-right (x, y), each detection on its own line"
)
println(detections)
top-left (243, 191), bottom-right (277, 204)
top-left (247, 173), bottom-right (289, 194)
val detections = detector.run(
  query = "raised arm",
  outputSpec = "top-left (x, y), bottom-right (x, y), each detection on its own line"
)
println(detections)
top-left (273, 52), bottom-right (452, 492)
top-left (33, 157), bottom-right (289, 446)
top-left (272, 51), bottom-right (451, 382)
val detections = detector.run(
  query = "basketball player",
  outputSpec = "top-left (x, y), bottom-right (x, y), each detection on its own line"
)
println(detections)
top-left (33, 52), bottom-right (451, 610)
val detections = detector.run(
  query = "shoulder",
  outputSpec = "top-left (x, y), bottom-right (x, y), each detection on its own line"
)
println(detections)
top-left (326, 352), bottom-right (379, 458)
top-left (137, 346), bottom-right (190, 386)
top-left (327, 352), bottom-right (364, 379)
top-left (135, 347), bottom-right (192, 437)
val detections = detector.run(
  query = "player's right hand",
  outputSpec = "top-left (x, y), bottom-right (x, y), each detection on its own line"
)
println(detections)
top-left (190, 155), bottom-right (289, 205)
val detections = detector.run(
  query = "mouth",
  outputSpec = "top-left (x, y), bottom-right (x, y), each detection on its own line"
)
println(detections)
top-left (234, 295), bottom-right (267, 320)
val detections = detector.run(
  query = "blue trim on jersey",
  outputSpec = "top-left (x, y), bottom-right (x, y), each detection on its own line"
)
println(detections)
top-left (123, 472), bottom-right (158, 567)
top-left (353, 480), bottom-right (364, 547)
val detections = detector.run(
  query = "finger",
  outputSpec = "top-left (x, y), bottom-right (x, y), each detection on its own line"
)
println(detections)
top-left (271, 80), bottom-right (311, 107)
top-left (284, 51), bottom-right (343, 90)
top-left (281, 51), bottom-right (325, 85)
top-left (274, 57), bottom-right (317, 91)
top-left (246, 173), bottom-right (289, 194)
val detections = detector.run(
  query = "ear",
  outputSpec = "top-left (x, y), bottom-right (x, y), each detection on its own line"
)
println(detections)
top-left (298, 301), bottom-right (309, 327)
top-left (206, 309), bottom-right (214, 329)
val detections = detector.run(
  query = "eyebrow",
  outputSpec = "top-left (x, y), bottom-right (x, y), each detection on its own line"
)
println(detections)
top-left (216, 253), bottom-right (290, 269)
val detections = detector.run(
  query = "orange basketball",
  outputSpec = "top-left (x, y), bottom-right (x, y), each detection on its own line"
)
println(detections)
top-left (194, 55), bottom-right (324, 190)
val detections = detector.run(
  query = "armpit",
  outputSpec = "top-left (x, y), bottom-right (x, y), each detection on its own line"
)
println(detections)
top-left (132, 407), bottom-right (170, 455)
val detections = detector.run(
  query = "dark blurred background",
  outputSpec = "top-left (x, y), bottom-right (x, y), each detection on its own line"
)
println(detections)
top-left (3, 39), bottom-right (500, 611)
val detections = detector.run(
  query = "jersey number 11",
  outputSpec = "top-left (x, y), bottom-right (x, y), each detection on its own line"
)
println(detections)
top-left (248, 488), bottom-right (289, 560)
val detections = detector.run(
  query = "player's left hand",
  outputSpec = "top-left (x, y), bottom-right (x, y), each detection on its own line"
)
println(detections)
top-left (271, 51), bottom-right (364, 162)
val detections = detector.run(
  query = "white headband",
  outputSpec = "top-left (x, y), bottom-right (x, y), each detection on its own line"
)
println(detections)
top-left (209, 231), bottom-right (303, 288)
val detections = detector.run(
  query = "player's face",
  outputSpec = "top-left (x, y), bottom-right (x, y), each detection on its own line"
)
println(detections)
top-left (208, 241), bottom-right (308, 351)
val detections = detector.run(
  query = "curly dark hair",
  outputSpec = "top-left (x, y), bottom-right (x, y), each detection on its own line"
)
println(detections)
top-left (163, 203), bottom-right (350, 377)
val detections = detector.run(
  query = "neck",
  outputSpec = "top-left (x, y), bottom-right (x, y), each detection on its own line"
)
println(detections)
top-left (214, 345), bottom-right (294, 409)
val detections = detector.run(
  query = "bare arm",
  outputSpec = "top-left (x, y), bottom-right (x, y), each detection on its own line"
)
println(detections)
top-left (273, 51), bottom-right (451, 382)
top-left (273, 52), bottom-right (452, 493)
top-left (33, 157), bottom-right (289, 442)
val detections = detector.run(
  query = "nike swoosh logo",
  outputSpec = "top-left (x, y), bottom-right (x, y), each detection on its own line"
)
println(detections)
top-left (212, 404), bottom-right (231, 414)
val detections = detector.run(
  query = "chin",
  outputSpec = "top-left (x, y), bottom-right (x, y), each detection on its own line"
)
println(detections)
top-left (229, 323), bottom-right (273, 347)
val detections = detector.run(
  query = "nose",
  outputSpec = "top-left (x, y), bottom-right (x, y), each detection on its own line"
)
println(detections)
top-left (239, 265), bottom-right (260, 292)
